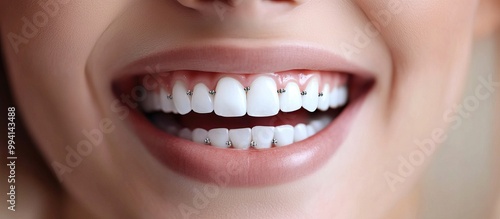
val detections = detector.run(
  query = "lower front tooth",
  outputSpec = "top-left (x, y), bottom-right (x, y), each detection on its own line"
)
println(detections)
top-left (306, 125), bottom-right (316, 137)
top-left (294, 124), bottom-right (308, 142)
top-left (192, 128), bottom-right (208, 144)
top-left (229, 128), bottom-right (252, 149)
top-left (178, 128), bottom-right (192, 140)
top-left (172, 81), bottom-right (192, 115)
top-left (208, 128), bottom-right (230, 148)
top-left (274, 125), bottom-right (294, 147)
top-left (251, 126), bottom-right (275, 149)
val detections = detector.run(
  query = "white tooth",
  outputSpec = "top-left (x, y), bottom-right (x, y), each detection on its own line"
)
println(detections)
top-left (214, 77), bottom-right (247, 117)
top-left (337, 85), bottom-right (348, 106)
top-left (191, 83), bottom-right (214, 114)
top-left (279, 82), bottom-right (302, 112)
top-left (208, 128), bottom-right (230, 148)
top-left (229, 128), bottom-right (252, 149)
top-left (310, 120), bottom-right (325, 132)
top-left (274, 125), bottom-right (294, 147)
top-left (317, 84), bottom-right (330, 111)
top-left (329, 86), bottom-right (341, 108)
top-left (178, 128), bottom-right (192, 140)
top-left (160, 87), bottom-right (175, 113)
top-left (306, 125), bottom-right (316, 137)
top-left (172, 81), bottom-right (192, 115)
top-left (251, 126), bottom-right (275, 149)
top-left (302, 77), bottom-right (319, 112)
top-left (294, 124), bottom-right (308, 142)
top-left (192, 128), bottom-right (208, 144)
top-left (142, 91), bottom-right (155, 112)
top-left (247, 76), bottom-right (279, 117)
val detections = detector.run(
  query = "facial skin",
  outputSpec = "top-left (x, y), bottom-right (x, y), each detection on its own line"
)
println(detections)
top-left (1, 0), bottom-right (498, 218)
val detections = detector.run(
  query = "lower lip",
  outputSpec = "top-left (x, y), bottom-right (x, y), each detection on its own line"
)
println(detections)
top-left (128, 90), bottom-right (367, 187)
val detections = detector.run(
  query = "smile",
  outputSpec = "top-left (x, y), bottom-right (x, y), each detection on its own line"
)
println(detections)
top-left (113, 44), bottom-right (374, 186)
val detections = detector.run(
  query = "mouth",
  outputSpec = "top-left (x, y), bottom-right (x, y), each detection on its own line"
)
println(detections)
top-left (113, 44), bottom-right (374, 187)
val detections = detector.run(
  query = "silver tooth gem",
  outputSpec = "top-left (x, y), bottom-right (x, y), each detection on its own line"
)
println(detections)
top-left (301, 91), bottom-right (307, 96)
top-left (204, 138), bottom-right (211, 145)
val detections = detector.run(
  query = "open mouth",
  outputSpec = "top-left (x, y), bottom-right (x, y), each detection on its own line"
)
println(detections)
top-left (112, 45), bottom-right (374, 187)
top-left (140, 70), bottom-right (348, 149)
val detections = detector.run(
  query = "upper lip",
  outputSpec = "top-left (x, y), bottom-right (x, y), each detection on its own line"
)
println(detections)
top-left (109, 41), bottom-right (376, 79)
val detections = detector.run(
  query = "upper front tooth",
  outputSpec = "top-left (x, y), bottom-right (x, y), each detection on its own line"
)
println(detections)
top-left (247, 76), bottom-right (279, 117)
top-left (302, 77), bottom-right (319, 112)
top-left (191, 83), bottom-right (214, 114)
top-left (251, 126), bottom-right (275, 149)
top-left (208, 128), bottom-right (230, 148)
top-left (229, 128), bottom-right (252, 149)
top-left (160, 87), bottom-right (175, 113)
top-left (317, 84), bottom-right (330, 111)
top-left (214, 77), bottom-right (247, 117)
top-left (279, 82), bottom-right (302, 112)
top-left (274, 125), bottom-right (294, 147)
top-left (172, 81), bottom-right (192, 115)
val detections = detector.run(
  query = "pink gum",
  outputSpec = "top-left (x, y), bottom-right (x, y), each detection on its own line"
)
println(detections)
top-left (152, 70), bottom-right (348, 93)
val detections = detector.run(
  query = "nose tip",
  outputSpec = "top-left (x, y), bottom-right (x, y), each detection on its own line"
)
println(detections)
top-left (177, 0), bottom-right (305, 18)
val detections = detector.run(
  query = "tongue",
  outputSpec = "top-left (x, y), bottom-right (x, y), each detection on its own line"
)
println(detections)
top-left (176, 110), bottom-right (313, 130)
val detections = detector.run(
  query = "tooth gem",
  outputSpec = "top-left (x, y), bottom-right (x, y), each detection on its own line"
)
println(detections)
top-left (167, 95), bottom-right (173, 99)
top-left (209, 90), bottom-right (216, 95)
top-left (186, 90), bottom-right (193, 96)
top-left (277, 89), bottom-right (286, 94)
top-left (301, 91), bottom-right (307, 96)
top-left (318, 92), bottom-right (324, 97)
top-left (272, 139), bottom-right (278, 144)
top-left (204, 138), bottom-right (211, 145)
top-left (226, 141), bottom-right (232, 147)
top-left (244, 87), bottom-right (251, 92)
top-left (250, 140), bottom-right (256, 147)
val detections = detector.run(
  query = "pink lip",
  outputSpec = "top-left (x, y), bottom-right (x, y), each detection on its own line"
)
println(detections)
top-left (115, 44), bottom-right (374, 187)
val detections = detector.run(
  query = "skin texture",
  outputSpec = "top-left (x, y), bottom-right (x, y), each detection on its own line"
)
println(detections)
top-left (0, 0), bottom-right (499, 218)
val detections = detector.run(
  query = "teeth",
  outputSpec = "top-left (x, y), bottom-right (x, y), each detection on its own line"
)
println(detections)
top-left (214, 77), bottom-right (247, 117)
top-left (302, 78), bottom-right (319, 112)
top-left (178, 128), bottom-right (192, 140)
top-left (329, 85), bottom-right (348, 108)
top-left (317, 84), bottom-right (330, 111)
top-left (251, 126), bottom-right (275, 149)
top-left (294, 124), bottom-right (308, 142)
top-left (191, 83), bottom-right (214, 114)
top-left (273, 125), bottom-right (294, 147)
top-left (229, 128), bottom-right (252, 149)
top-left (208, 128), bottom-right (230, 148)
top-left (247, 76), bottom-right (279, 117)
top-left (192, 128), bottom-right (208, 144)
top-left (279, 82), bottom-right (302, 112)
top-left (306, 125), bottom-right (316, 137)
top-left (160, 88), bottom-right (175, 113)
top-left (172, 81), bottom-right (192, 115)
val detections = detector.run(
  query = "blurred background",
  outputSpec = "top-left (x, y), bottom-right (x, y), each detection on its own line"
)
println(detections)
top-left (419, 35), bottom-right (499, 219)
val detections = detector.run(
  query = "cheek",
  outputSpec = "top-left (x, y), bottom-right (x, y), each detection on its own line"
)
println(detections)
top-left (1, 1), bottom-right (125, 159)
